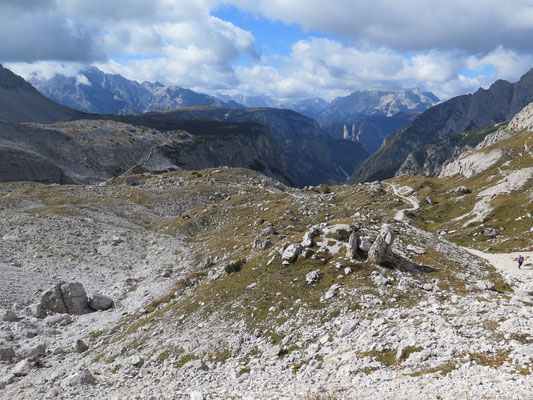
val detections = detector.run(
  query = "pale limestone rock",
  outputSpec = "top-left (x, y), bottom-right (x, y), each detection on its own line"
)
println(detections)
top-left (306, 270), bottom-right (321, 285)
top-left (368, 224), bottom-right (394, 264)
top-left (89, 293), bottom-right (114, 311)
top-left (12, 359), bottom-right (32, 377)
top-left (282, 244), bottom-right (303, 263)
top-left (190, 391), bottom-right (204, 400)
top-left (61, 369), bottom-right (96, 386)
top-left (321, 284), bottom-right (342, 301)
top-left (347, 232), bottom-right (358, 258)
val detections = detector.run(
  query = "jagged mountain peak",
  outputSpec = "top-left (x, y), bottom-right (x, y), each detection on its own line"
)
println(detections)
top-left (318, 88), bottom-right (439, 124)
top-left (30, 66), bottom-right (239, 114)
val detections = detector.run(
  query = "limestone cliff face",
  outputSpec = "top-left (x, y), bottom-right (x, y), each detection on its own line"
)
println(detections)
top-left (350, 68), bottom-right (533, 183)
top-left (437, 101), bottom-right (533, 178)
top-left (322, 112), bottom-right (420, 154)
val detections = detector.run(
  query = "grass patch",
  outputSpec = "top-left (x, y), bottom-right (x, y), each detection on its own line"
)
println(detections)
top-left (409, 363), bottom-right (457, 377)
top-left (176, 353), bottom-right (196, 368)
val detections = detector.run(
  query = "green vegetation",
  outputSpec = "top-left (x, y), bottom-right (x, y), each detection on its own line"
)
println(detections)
top-left (225, 258), bottom-right (246, 274)
top-left (176, 353), bottom-right (196, 368)
top-left (409, 363), bottom-right (457, 377)
top-left (320, 184), bottom-right (331, 194)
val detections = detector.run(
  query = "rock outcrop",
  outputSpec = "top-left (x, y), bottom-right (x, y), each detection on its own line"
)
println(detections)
top-left (41, 282), bottom-right (90, 314)
top-left (367, 224), bottom-right (395, 264)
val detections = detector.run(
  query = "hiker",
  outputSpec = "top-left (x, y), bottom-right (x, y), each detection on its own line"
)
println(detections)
top-left (517, 255), bottom-right (525, 270)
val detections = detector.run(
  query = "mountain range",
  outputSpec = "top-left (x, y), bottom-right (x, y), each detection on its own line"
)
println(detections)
top-left (29, 66), bottom-right (243, 115)
top-left (28, 66), bottom-right (439, 155)
top-left (0, 65), bottom-right (367, 187)
top-left (317, 88), bottom-right (439, 124)
top-left (350, 67), bottom-right (533, 183)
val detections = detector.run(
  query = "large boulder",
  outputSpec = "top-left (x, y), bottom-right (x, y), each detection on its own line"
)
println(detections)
top-left (367, 224), bottom-right (395, 265)
top-left (61, 369), bottom-right (96, 387)
top-left (40, 284), bottom-right (68, 314)
top-left (282, 244), bottom-right (303, 263)
top-left (41, 282), bottom-right (90, 314)
top-left (61, 283), bottom-right (90, 313)
top-left (89, 294), bottom-right (114, 311)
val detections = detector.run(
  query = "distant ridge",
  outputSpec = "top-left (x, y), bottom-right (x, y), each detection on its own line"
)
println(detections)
top-left (30, 66), bottom-right (243, 115)
top-left (317, 88), bottom-right (439, 125)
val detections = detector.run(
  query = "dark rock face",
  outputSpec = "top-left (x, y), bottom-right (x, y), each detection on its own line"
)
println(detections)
top-left (0, 65), bottom-right (82, 124)
top-left (154, 107), bottom-right (369, 186)
top-left (0, 148), bottom-right (69, 184)
top-left (350, 68), bottom-right (533, 183)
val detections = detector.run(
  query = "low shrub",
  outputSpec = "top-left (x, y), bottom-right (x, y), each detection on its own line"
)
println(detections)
top-left (320, 184), bottom-right (331, 194)
top-left (225, 258), bottom-right (246, 274)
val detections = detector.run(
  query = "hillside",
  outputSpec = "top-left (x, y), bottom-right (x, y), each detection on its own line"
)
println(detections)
top-left (394, 101), bottom-right (533, 253)
top-left (142, 107), bottom-right (369, 187)
top-left (350, 68), bottom-right (533, 183)
top-left (0, 104), bottom-right (532, 398)
top-left (0, 118), bottom-right (290, 185)
top-left (0, 65), bottom-right (83, 123)
top-left (0, 152), bottom-right (531, 398)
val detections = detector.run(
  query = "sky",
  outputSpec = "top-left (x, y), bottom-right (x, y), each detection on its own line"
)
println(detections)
top-left (3, 0), bottom-right (533, 102)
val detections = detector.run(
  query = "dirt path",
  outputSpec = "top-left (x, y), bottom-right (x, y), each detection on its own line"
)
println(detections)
top-left (386, 183), bottom-right (420, 221)
top-left (464, 248), bottom-right (533, 276)
top-left (385, 182), bottom-right (533, 279)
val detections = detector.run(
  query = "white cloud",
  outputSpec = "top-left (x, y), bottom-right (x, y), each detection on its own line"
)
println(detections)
top-left (3, 0), bottom-right (533, 103)
top-left (5, 61), bottom-right (86, 81)
top-left (224, 39), bottom-right (533, 102)
top-left (75, 74), bottom-right (91, 86)
top-left (222, 0), bottom-right (533, 53)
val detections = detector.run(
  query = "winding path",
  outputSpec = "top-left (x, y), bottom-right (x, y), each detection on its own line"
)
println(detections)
top-left (387, 183), bottom-right (533, 277)
top-left (386, 183), bottom-right (420, 221)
